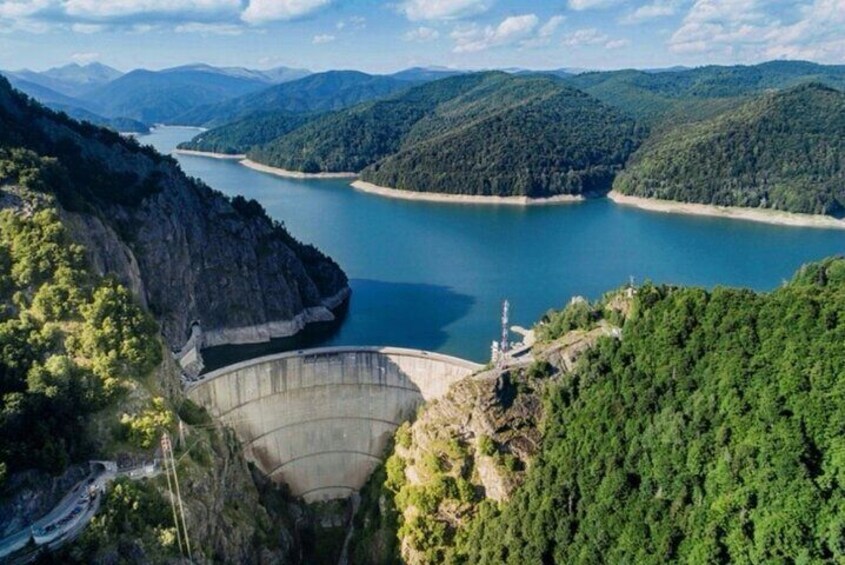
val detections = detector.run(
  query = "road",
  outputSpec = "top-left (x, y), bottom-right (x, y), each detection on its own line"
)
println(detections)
top-left (0, 461), bottom-right (156, 563)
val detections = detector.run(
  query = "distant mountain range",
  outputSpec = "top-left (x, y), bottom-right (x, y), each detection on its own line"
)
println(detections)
top-left (174, 70), bottom-right (418, 127)
top-left (0, 62), bottom-right (313, 129)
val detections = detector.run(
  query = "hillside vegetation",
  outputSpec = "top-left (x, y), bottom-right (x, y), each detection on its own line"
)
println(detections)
top-left (614, 83), bottom-right (845, 216)
top-left (177, 111), bottom-right (310, 154)
top-left (356, 257), bottom-right (845, 563)
top-left (249, 72), bottom-right (644, 198)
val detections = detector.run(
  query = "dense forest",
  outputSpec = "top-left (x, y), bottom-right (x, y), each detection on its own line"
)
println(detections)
top-left (614, 83), bottom-right (845, 216)
top-left (248, 73), bottom-right (644, 197)
top-left (177, 111), bottom-right (311, 154)
top-left (356, 257), bottom-right (845, 563)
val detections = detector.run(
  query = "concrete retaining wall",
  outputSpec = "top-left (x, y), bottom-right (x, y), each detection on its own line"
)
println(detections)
top-left (187, 347), bottom-right (481, 502)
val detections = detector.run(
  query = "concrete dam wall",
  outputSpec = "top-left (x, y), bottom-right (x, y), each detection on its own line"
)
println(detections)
top-left (186, 347), bottom-right (481, 502)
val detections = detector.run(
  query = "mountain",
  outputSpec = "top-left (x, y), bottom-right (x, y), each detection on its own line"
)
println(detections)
top-left (564, 60), bottom-right (845, 124)
top-left (248, 72), bottom-right (644, 198)
top-left (81, 67), bottom-right (272, 123)
top-left (177, 111), bottom-right (311, 154)
top-left (351, 257), bottom-right (845, 563)
top-left (389, 66), bottom-right (466, 82)
top-left (0, 75), bottom-right (348, 349)
top-left (613, 83), bottom-right (845, 216)
top-left (167, 63), bottom-right (310, 84)
top-left (0, 75), bottom-right (348, 561)
top-left (5, 62), bottom-right (122, 97)
top-left (0, 73), bottom-right (148, 133)
top-left (174, 70), bottom-right (414, 127)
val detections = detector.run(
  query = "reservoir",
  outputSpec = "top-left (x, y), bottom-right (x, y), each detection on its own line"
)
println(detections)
top-left (143, 127), bottom-right (845, 364)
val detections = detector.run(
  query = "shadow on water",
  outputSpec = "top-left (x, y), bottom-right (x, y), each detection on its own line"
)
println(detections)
top-left (201, 279), bottom-right (475, 372)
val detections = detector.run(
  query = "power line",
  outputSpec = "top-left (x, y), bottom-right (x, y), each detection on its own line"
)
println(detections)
top-left (161, 434), bottom-right (185, 558)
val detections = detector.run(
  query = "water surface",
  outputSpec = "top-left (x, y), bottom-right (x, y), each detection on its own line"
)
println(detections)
top-left (144, 127), bottom-right (845, 364)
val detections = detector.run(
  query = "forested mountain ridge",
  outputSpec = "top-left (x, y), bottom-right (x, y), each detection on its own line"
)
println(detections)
top-left (0, 76), bottom-right (348, 350)
top-left (246, 72), bottom-right (644, 197)
top-left (613, 83), bottom-right (845, 216)
top-left (352, 257), bottom-right (845, 563)
top-left (565, 59), bottom-right (845, 125)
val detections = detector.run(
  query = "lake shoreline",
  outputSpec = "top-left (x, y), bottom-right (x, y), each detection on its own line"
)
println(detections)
top-left (351, 180), bottom-right (585, 206)
top-left (608, 191), bottom-right (845, 230)
top-left (173, 149), bottom-right (246, 160)
top-left (241, 159), bottom-right (359, 179)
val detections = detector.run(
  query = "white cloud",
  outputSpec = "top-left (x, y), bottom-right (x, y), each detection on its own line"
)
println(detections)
top-left (175, 22), bottom-right (243, 34)
top-left (242, 0), bottom-right (332, 23)
top-left (64, 0), bottom-right (241, 19)
top-left (399, 0), bottom-right (492, 21)
top-left (404, 26), bottom-right (440, 42)
top-left (538, 15), bottom-right (566, 37)
top-left (71, 23), bottom-right (105, 33)
top-left (668, 0), bottom-right (845, 62)
top-left (568, 0), bottom-right (624, 10)
top-left (562, 27), bottom-right (609, 46)
top-left (452, 13), bottom-right (539, 53)
top-left (605, 38), bottom-right (631, 48)
top-left (621, 0), bottom-right (681, 23)
top-left (71, 51), bottom-right (100, 63)
top-left (312, 33), bottom-right (335, 44)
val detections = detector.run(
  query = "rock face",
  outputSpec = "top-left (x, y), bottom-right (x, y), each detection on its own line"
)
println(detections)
top-left (0, 77), bottom-right (349, 350)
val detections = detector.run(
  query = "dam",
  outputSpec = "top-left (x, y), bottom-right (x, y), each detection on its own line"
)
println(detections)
top-left (186, 346), bottom-right (482, 502)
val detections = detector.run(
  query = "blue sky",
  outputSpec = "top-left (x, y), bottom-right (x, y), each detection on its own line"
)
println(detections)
top-left (0, 0), bottom-right (843, 73)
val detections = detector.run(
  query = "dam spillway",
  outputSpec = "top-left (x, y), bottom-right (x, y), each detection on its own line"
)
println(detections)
top-left (186, 346), bottom-right (482, 502)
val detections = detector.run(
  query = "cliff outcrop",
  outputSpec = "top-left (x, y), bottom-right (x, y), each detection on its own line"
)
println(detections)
top-left (0, 77), bottom-right (349, 350)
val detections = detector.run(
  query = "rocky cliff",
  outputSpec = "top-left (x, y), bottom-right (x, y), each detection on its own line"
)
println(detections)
top-left (0, 77), bottom-right (349, 350)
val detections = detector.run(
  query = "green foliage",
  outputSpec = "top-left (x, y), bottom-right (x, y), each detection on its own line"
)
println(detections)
top-left (614, 83), bottom-right (845, 216)
top-left (121, 397), bottom-right (174, 448)
top-left (457, 257), bottom-right (845, 563)
top-left (537, 297), bottom-right (602, 341)
top-left (0, 207), bottom-right (161, 474)
top-left (476, 435), bottom-right (496, 457)
top-left (178, 398), bottom-right (212, 427)
top-left (71, 478), bottom-right (176, 561)
top-left (395, 421), bottom-right (412, 449)
top-left (74, 280), bottom-right (161, 391)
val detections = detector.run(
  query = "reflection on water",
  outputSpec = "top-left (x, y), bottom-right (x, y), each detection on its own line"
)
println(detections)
top-left (202, 279), bottom-right (475, 371)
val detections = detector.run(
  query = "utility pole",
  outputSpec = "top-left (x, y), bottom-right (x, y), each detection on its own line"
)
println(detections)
top-left (498, 300), bottom-right (510, 368)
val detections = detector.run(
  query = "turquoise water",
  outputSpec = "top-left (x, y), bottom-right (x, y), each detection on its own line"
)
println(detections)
top-left (143, 127), bottom-right (844, 363)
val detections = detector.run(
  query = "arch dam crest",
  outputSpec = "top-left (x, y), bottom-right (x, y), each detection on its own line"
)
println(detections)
top-left (186, 346), bottom-right (482, 502)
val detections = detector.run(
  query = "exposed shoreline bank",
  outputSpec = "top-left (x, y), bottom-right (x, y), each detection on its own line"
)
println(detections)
top-left (241, 159), bottom-right (359, 179)
top-left (173, 149), bottom-right (246, 160)
top-left (351, 180), bottom-right (585, 206)
top-left (608, 190), bottom-right (845, 230)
